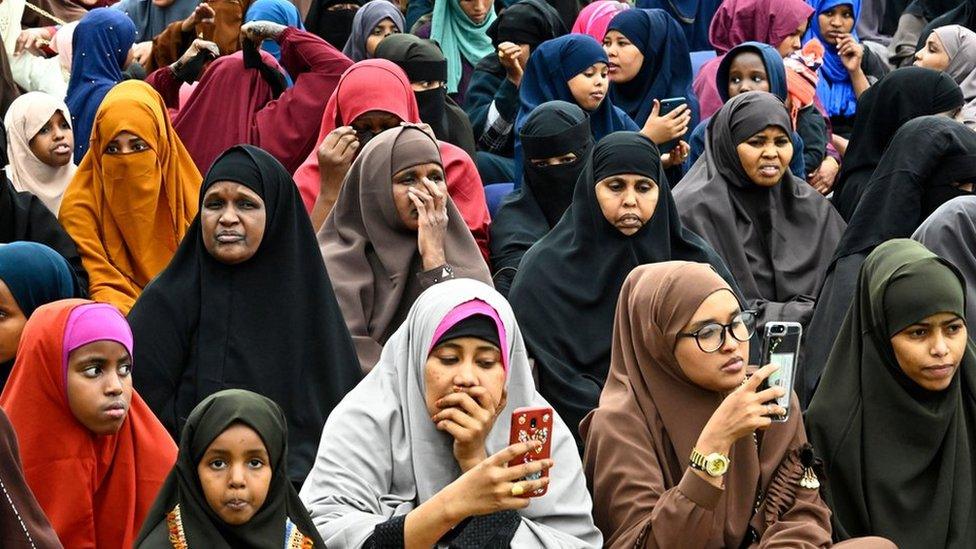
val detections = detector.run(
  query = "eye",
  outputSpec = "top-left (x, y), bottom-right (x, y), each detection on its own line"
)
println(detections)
top-left (204, 199), bottom-right (223, 210)
top-left (436, 353), bottom-right (460, 365)
top-left (209, 459), bottom-right (227, 470)
top-left (697, 325), bottom-right (721, 340)
top-left (132, 142), bottom-right (149, 152)
top-left (247, 458), bottom-right (265, 469)
top-left (60, 121), bottom-right (71, 130)
top-left (947, 323), bottom-right (965, 335)
top-left (909, 328), bottom-right (928, 338)
top-left (239, 199), bottom-right (258, 210)
top-left (748, 138), bottom-right (765, 147)
top-left (730, 76), bottom-right (741, 84)
top-left (775, 137), bottom-right (791, 147)
top-left (637, 182), bottom-right (654, 193)
top-left (82, 366), bottom-right (101, 378)
top-left (477, 358), bottom-right (500, 369)
top-left (431, 173), bottom-right (445, 182)
top-left (36, 125), bottom-right (50, 135)
top-left (105, 144), bottom-right (119, 154)
top-left (118, 363), bottom-right (132, 376)
top-left (606, 181), bottom-right (624, 192)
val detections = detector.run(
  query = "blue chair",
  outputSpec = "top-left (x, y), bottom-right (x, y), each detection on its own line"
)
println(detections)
top-left (484, 182), bottom-right (514, 218)
top-left (690, 50), bottom-right (718, 79)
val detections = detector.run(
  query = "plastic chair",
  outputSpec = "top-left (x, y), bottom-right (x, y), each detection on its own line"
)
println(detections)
top-left (690, 50), bottom-right (718, 79)
top-left (484, 182), bottom-right (514, 217)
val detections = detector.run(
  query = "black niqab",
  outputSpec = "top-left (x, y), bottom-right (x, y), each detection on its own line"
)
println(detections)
top-left (305, 0), bottom-right (366, 49)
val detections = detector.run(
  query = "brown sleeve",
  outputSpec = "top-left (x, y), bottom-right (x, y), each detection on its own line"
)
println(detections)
top-left (146, 21), bottom-right (193, 72)
top-left (583, 400), bottom-right (723, 549)
top-left (145, 0), bottom-right (246, 72)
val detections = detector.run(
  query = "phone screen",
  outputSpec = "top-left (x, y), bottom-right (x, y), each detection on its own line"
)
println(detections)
top-left (767, 352), bottom-right (794, 401)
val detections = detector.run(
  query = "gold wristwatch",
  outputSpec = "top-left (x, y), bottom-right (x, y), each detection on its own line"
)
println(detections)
top-left (689, 448), bottom-right (730, 477)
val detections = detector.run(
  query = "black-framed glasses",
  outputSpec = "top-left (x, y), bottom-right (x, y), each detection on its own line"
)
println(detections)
top-left (677, 310), bottom-right (757, 353)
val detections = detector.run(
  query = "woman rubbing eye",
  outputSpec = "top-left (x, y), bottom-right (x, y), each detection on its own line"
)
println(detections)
top-left (806, 239), bottom-right (976, 546)
top-left (301, 279), bottom-right (602, 547)
top-left (914, 25), bottom-right (976, 128)
top-left (0, 300), bottom-right (176, 549)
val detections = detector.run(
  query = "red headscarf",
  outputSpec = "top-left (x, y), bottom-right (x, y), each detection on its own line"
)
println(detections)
top-left (0, 299), bottom-right (176, 549)
top-left (293, 59), bottom-right (490, 260)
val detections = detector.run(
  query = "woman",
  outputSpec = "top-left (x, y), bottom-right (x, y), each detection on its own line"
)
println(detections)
top-left (806, 239), bottom-right (976, 546)
top-left (244, 0), bottom-right (304, 64)
top-left (583, 261), bottom-right (892, 548)
top-left (374, 34), bottom-right (477, 160)
top-left (128, 145), bottom-right (362, 484)
top-left (489, 101), bottom-right (591, 297)
top-left (59, 81), bottom-right (200, 315)
top-left (0, 407), bottom-right (61, 548)
top-left (300, 278), bottom-right (602, 547)
top-left (304, 0), bottom-right (365, 49)
top-left (136, 390), bottom-right (325, 548)
top-left (635, 0), bottom-right (723, 51)
top-left (831, 67), bottom-right (963, 221)
top-left (675, 92), bottom-right (845, 330)
top-left (147, 21), bottom-right (350, 174)
top-left (423, 0), bottom-right (496, 105)
top-left (913, 196), bottom-right (976, 324)
top-left (0, 241), bottom-right (80, 387)
top-left (320, 125), bottom-right (490, 372)
top-left (3, 93), bottom-right (76, 216)
top-left (64, 8), bottom-right (137, 163)
top-left (693, 0), bottom-right (813, 120)
top-left (342, 0), bottom-right (404, 61)
top-left (0, 300), bottom-right (177, 549)
top-left (915, 25), bottom-right (976, 128)
top-left (571, 0), bottom-right (628, 43)
top-left (799, 116), bottom-right (976, 407)
top-left (509, 131), bottom-right (736, 450)
top-left (804, 0), bottom-right (890, 138)
top-left (292, 60), bottom-right (490, 260)
top-left (112, 0), bottom-right (198, 44)
top-left (146, 0), bottom-right (257, 72)
top-left (0, 0), bottom-right (65, 98)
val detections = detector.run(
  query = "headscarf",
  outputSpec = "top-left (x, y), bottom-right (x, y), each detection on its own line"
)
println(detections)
top-left (635, 0), bottom-right (723, 51)
top-left (58, 81), bottom-right (201, 315)
top-left (0, 300), bottom-right (177, 549)
top-left (716, 42), bottom-right (789, 103)
top-left (135, 390), bottom-right (326, 548)
top-left (244, 0), bottom-right (305, 62)
top-left (0, 33), bottom-right (19, 117)
top-left (488, 0), bottom-right (567, 51)
top-left (675, 92), bottom-right (845, 329)
top-left (319, 125), bottom-right (491, 372)
top-left (128, 145), bottom-right (362, 483)
top-left (804, 0), bottom-right (862, 118)
top-left (918, 0), bottom-right (976, 53)
top-left (113, 0), bottom-right (199, 42)
top-left (914, 196), bottom-right (976, 324)
top-left (508, 131), bottom-right (738, 450)
top-left (693, 0), bottom-right (814, 119)
top-left (431, 0), bottom-right (497, 93)
top-left (933, 25), bottom-right (976, 128)
top-left (570, 0), bottom-right (628, 42)
top-left (342, 1), bottom-right (405, 61)
top-left (832, 67), bottom-right (964, 221)
top-left (52, 22), bottom-right (75, 80)
top-left (489, 101), bottom-right (592, 296)
top-left (514, 33), bottom-right (638, 188)
top-left (582, 262), bottom-right (826, 547)
top-left (305, 0), bottom-right (365, 49)
top-left (798, 116), bottom-right (976, 407)
top-left (3, 93), bottom-right (77, 216)
top-left (300, 278), bottom-right (602, 548)
top-left (806, 239), bottom-right (976, 547)
top-left (64, 8), bottom-right (137, 164)
top-left (606, 8), bottom-right (700, 127)
top-left (146, 0), bottom-right (257, 71)
top-left (0, 406), bottom-right (61, 549)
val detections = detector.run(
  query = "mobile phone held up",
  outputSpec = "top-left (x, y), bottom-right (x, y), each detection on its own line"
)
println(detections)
top-left (758, 322), bottom-right (802, 422)
top-left (657, 96), bottom-right (688, 153)
top-left (508, 406), bottom-right (553, 498)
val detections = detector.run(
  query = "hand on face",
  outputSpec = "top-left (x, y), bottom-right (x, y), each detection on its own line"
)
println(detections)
top-left (432, 385), bottom-right (507, 472)
top-left (408, 178), bottom-right (450, 270)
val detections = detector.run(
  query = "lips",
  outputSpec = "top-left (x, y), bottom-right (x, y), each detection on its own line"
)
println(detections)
top-left (52, 144), bottom-right (71, 155)
top-left (922, 364), bottom-right (956, 379)
top-left (617, 214), bottom-right (642, 227)
top-left (758, 165), bottom-right (780, 178)
top-left (590, 91), bottom-right (605, 100)
top-left (721, 356), bottom-right (744, 373)
top-left (224, 499), bottom-right (250, 511)
top-left (216, 232), bottom-right (244, 243)
top-left (102, 400), bottom-right (127, 420)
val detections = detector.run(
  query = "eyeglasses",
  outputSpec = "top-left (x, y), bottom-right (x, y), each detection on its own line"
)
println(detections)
top-left (677, 310), bottom-right (757, 353)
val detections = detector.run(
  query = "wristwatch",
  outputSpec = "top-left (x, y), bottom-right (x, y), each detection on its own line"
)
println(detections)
top-left (689, 448), bottom-right (730, 477)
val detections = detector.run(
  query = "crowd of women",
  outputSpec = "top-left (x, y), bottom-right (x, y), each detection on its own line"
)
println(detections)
top-left (0, 0), bottom-right (974, 546)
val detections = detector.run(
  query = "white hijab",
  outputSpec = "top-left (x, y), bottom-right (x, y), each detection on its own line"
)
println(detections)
top-left (0, 0), bottom-right (67, 97)
top-left (934, 25), bottom-right (976, 129)
top-left (3, 92), bottom-right (77, 215)
top-left (300, 278), bottom-right (602, 548)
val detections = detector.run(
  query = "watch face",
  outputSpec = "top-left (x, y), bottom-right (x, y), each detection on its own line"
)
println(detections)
top-left (705, 454), bottom-right (729, 476)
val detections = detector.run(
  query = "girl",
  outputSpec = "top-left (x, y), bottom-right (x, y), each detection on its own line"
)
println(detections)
top-left (914, 25), bottom-right (976, 128)
top-left (342, 0), bottom-right (404, 61)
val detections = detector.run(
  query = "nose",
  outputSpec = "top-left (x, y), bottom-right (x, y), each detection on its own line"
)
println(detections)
top-left (622, 187), bottom-right (637, 206)
top-left (761, 144), bottom-right (779, 158)
top-left (740, 81), bottom-right (757, 92)
top-left (51, 126), bottom-right (65, 141)
top-left (931, 333), bottom-right (951, 358)
top-left (790, 35), bottom-right (801, 51)
top-left (104, 371), bottom-right (124, 396)
top-left (218, 207), bottom-right (240, 226)
top-left (229, 463), bottom-right (246, 488)
top-left (719, 326), bottom-right (740, 353)
top-left (452, 359), bottom-right (479, 387)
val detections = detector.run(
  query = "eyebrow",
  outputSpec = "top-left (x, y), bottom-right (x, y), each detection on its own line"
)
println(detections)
top-left (908, 316), bottom-right (964, 328)
top-left (685, 310), bottom-right (742, 331)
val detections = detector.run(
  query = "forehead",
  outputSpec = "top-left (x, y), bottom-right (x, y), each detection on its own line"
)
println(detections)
top-left (729, 51), bottom-right (766, 69)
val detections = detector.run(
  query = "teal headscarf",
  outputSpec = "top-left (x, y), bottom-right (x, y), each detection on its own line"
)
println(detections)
top-left (431, 0), bottom-right (496, 93)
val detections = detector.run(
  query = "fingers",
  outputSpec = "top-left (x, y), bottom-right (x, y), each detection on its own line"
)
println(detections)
top-left (649, 99), bottom-right (660, 118)
top-left (742, 363), bottom-right (780, 391)
top-left (492, 440), bottom-right (543, 465)
top-left (755, 385), bottom-right (787, 403)
top-left (437, 391), bottom-right (490, 419)
top-left (433, 408), bottom-right (479, 433)
top-left (503, 458), bottom-right (553, 482)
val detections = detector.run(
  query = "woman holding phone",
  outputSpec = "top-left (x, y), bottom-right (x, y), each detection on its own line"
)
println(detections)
top-left (582, 261), bottom-right (893, 548)
top-left (300, 278), bottom-right (601, 548)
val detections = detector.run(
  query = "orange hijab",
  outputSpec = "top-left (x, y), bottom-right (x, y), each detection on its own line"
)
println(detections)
top-left (0, 299), bottom-right (176, 549)
top-left (59, 81), bottom-right (201, 314)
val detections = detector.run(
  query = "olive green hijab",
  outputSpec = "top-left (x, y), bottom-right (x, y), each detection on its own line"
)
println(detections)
top-left (806, 239), bottom-right (976, 547)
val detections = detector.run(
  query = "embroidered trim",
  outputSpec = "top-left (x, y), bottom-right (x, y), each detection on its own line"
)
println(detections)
top-left (166, 504), bottom-right (188, 549)
top-left (284, 518), bottom-right (315, 548)
top-left (0, 476), bottom-right (36, 548)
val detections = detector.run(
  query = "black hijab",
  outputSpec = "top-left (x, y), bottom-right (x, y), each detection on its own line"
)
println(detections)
top-left (135, 389), bottom-right (326, 548)
top-left (374, 34), bottom-right (478, 159)
top-left (918, 0), bottom-right (976, 50)
top-left (508, 131), bottom-right (737, 451)
top-left (478, 0), bottom-right (568, 78)
top-left (128, 145), bottom-right (362, 483)
top-left (832, 67), bottom-right (964, 221)
top-left (489, 100), bottom-right (592, 296)
top-left (799, 116), bottom-right (976, 407)
top-left (806, 239), bottom-right (976, 547)
top-left (304, 0), bottom-right (366, 49)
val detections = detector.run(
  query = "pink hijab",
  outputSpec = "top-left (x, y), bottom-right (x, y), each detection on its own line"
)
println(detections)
top-left (570, 0), bottom-right (629, 42)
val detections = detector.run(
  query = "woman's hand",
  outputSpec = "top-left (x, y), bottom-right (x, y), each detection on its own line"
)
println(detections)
top-left (641, 100), bottom-right (691, 145)
top-left (317, 126), bottom-right (358, 190)
top-left (497, 42), bottom-right (524, 86)
top-left (241, 21), bottom-right (288, 43)
top-left (661, 140), bottom-right (690, 168)
top-left (837, 35), bottom-right (864, 74)
top-left (181, 3), bottom-right (216, 33)
top-left (15, 27), bottom-right (53, 56)
top-left (808, 156), bottom-right (840, 195)
top-left (131, 41), bottom-right (154, 66)
top-left (442, 440), bottom-right (553, 519)
top-left (409, 179), bottom-right (449, 271)
top-left (433, 387), bottom-right (507, 473)
top-left (696, 363), bottom-right (786, 456)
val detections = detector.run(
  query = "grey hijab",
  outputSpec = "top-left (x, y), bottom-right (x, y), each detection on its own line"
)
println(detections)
top-left (673, 92), bottom-right (847, 329)
top-left (342, 0), bottom-right (406, 61)
top-left (913, 195), bottom-right (976, 323)
top-left (934, 25), bottom-right (976, 128)
top-left (299, 278), bottom-right (602, 548)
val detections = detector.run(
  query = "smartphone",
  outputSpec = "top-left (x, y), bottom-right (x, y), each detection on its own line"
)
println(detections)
top-left (508, 406), bottom-right (553, 497)
top-left (658, 97), bottom-right (688, 153)
top-left (758, 322), bottom-right (802, 422)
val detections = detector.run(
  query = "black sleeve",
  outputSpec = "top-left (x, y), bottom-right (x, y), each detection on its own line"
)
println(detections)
top-left (364, 514), bottom-right (407, 548)
top-left (796, 106), bottom-right (828, 173)
top-left (363, 510), bottom-right (522, 548)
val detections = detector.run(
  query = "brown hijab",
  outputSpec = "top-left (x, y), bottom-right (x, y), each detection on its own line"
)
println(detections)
top-left (318, 124), bottom-right (491, 372)
top-left (581, 261), bottom-right (826, 547)
top-left (146, 0), bottom-right (255, 71)
top-left (0, 407), bottom-right (61, 549)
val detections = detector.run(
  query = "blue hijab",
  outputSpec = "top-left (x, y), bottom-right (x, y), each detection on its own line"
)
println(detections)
top-left (635, 0), bottom-right (723, 51)
top-left (112, 0), bottom-right (198, 42)
top-left (606, 9), bottom-right (700, 128)
top-left (65, 8), bottom-right (136, 163)
top-left (245, 0), bottom-right (305, 62)
top-left (0, 242), bottom-right (77, 318)
top-left (514, 34), bottom-right (637, 187)
top-left (805, 0), bottom-right (861, 117)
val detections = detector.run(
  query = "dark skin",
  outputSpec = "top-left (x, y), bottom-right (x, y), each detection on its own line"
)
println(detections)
top-left (201, 182), bottom-right (267, 265)
top-left (28, 111), bottom-right (73, 168)
top-left (726, 52), bottom-right (769, 98)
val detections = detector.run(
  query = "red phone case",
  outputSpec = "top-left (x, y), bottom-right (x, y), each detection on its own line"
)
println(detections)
top-left (508, 406), bottom-right (553, 497)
